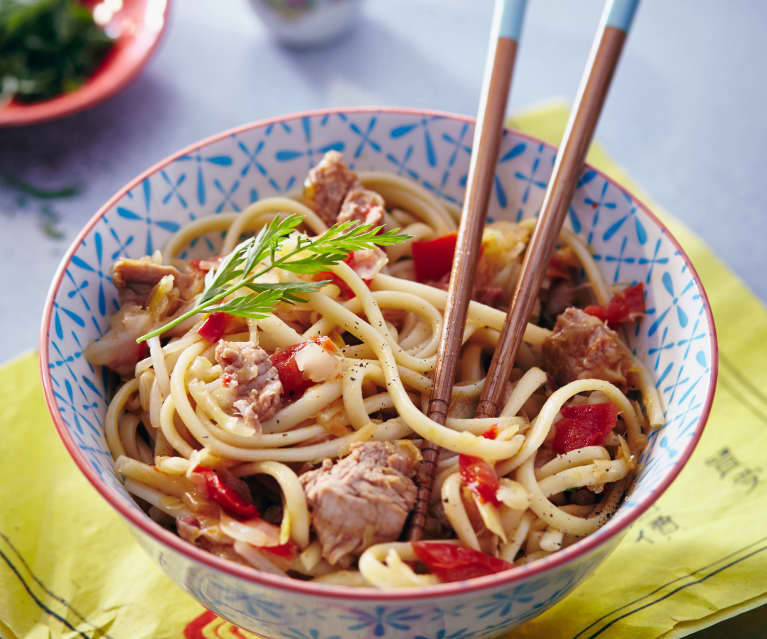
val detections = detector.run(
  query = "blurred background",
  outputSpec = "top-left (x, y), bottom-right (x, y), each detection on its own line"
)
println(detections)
top-left (0, 1), bottom-right (764, 634)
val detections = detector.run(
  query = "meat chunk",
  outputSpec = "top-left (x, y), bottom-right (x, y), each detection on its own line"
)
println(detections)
top-left (337, 185), bottom-right (386, 228)
top-left (542, 280), bottom-right (578, 321)
top-left (543, 307), bottom-right (633, 388)
top-left (112, 256), bottom-right (201, 308)
top-left (300, 441), bottom-right (418, 565)
top-left (303, 151), bottom-right (360, 225)
top-left (215, 340), bottom-right (283, 431)
top-left (87, 258), bottom-right (203, 376)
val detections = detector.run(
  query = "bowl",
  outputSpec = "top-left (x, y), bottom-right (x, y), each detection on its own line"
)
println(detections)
top-left (0, 0), bottom-right (170, 127)
top-left (247, 0), bottom-right (362, 48)
top-left (40, 107), bottom-right (717, 638)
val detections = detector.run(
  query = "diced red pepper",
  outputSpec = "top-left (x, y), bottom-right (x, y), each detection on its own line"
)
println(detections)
top-left (194, 466), bottom-right (258, 520)
top-left (459, 456), bottom-right (500, 506)
top-left (458, 426), bottom-right (500, 506)
top-left (269, 336), bottom-right (337, 399)
top-left (259, 540), bottom-right (299, 559)
top-left (481, 424), bottom-right (499, 440)
top-left (584, 283), bottom-right (645, 327)
top-left (198, 312), bottom-right (234, 343)
top-left (316, 271), bottom-right (356, 300)
top-left (411, 232), bottom-right (458, 283)
top-left (552, 402), bottom-right (619, 454)
top-left (412, 542), bottom-right (512, 582)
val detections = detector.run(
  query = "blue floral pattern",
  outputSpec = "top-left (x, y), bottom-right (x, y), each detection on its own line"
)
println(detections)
top-left (43, 109), bottom-right (715, 639)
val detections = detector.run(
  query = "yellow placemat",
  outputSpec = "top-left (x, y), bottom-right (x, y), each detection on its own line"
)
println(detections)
top-left (2, 104), bottom-right (765, 639)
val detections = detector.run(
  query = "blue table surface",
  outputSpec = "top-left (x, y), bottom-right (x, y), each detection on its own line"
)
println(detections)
top-left (0, 1), bottom-right (764, 634)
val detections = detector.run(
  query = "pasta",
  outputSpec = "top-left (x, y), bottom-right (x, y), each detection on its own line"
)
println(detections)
top-left (86, 151), bottom-right (661, 587)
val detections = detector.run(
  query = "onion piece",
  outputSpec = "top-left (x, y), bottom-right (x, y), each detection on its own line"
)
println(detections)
top-left (293, 341), bottom-right (341, 382)
top-left (220, 513), bottom-right (282, 547)
top-left (232, 540), bottom-right (287, 575)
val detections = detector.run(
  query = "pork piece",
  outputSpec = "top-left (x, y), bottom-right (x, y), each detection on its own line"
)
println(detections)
top-left (542, 307), bottom-right (633, 388)
top-left (303, 151), bottom-right (360, 225)
top-left (112, 256), bottom-right (201, 308)
top-left (86, 258), bottom-right (202, 376)
top-left (299, 441), bottom-right (419, 565)
top-left (337, 185), bottom-right (386, 228)
top-left (542, 280), bottom-right (578, 322)
top-left (215, 340), bottom-right (283, 432)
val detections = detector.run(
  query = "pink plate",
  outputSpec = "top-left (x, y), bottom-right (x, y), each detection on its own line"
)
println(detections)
top-left (0, 0), bottom-right (170, 127)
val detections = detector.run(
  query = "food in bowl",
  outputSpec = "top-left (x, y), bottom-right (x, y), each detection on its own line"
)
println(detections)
top-left (42, 108), bottom-right (716, 635)
top-left (85, 150), bottom-right (665, 587)
top-left (0, 0), bottom-right (113, 104)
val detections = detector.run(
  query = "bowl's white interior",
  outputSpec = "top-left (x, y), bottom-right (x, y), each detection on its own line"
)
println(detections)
top-left (45, 109), bottom-right (715, 545)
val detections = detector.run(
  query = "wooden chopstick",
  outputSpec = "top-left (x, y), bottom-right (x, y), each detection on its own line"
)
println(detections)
top-left (408, 0), bottom-right (528, 541)
top-left (475, 0), bottom-right (640, 419)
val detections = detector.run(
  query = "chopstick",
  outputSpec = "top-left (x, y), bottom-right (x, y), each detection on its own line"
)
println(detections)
top-left (408, 0), bottom-right (528, 541)
top-left (475, 0), bottom-right (640, 419)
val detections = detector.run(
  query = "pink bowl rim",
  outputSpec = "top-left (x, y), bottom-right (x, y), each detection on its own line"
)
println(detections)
top-left (0, 0), bottom-right (171, 128)
top-left (39, 105), bottom-right (719, 602)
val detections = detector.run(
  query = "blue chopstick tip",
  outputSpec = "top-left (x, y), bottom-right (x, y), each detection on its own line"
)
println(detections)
top-left (496, 0), bottom-right (527, 41)
top-left (605, 0), bottom-right (639, 32)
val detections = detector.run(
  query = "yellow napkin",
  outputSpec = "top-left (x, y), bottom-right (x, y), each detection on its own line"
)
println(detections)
top-left (2, 104), bottom-right (765, 639)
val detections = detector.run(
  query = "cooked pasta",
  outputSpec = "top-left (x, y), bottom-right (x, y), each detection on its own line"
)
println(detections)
top-left (86, 151), bottom-right (661, 587)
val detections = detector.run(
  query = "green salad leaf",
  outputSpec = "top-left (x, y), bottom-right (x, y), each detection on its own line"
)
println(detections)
top-left (0, 0), bottom-right (114, 103)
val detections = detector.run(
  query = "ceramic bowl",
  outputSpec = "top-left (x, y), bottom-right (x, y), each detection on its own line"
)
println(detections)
top-left (0, 0), bottom-right (170, 127)
top-left (247, 0), bottom-right (362, 48)
top-left (40, 107), bottom-right (717, 639)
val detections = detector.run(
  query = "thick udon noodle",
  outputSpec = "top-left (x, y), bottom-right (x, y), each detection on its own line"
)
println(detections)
top-left (101, 170), bottom-right (662, 587)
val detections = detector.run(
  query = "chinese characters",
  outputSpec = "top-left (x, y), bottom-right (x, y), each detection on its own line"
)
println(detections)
top-left (705, 447), bottom-right (761, 493)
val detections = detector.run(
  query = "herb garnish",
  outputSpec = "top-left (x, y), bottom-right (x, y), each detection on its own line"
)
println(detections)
top-left (136, 215), bottom-right (410, 343)
top-left (0, 0), bottom-right (113, 104)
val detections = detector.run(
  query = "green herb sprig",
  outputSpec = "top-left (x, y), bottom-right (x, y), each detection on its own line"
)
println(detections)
top-left (0, 0), bottom-right (114, 104)
top-left (137, 215), bottom-right (410, 343)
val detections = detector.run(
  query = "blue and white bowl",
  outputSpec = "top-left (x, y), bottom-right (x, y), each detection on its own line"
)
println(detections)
top-left (40, 107), bottom-right (718, 638)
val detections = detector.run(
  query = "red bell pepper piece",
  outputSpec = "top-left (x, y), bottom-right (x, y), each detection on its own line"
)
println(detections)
top-left (198, 312), bottom-right (234, 343)
top-left (480, 424), bottom-right (499, 440)
top-left (316, 271), bottom-right (356, 300)
top-left (584, 283), bottom-right (645, 327)
top-left (260, 541), bottom-right (299, 559)
top-left (411, 232), bottom-right (458, 282)
top-left (194, 466), bottom-right (258, 520)
top-left (269, 336), bottom-right (337, 399)
top-left (458, 425), bottom-right (500, 506)
top-left (552, 402), bottom-right (619, 454)
top-left (412, 542), bottom-right (512, 582)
